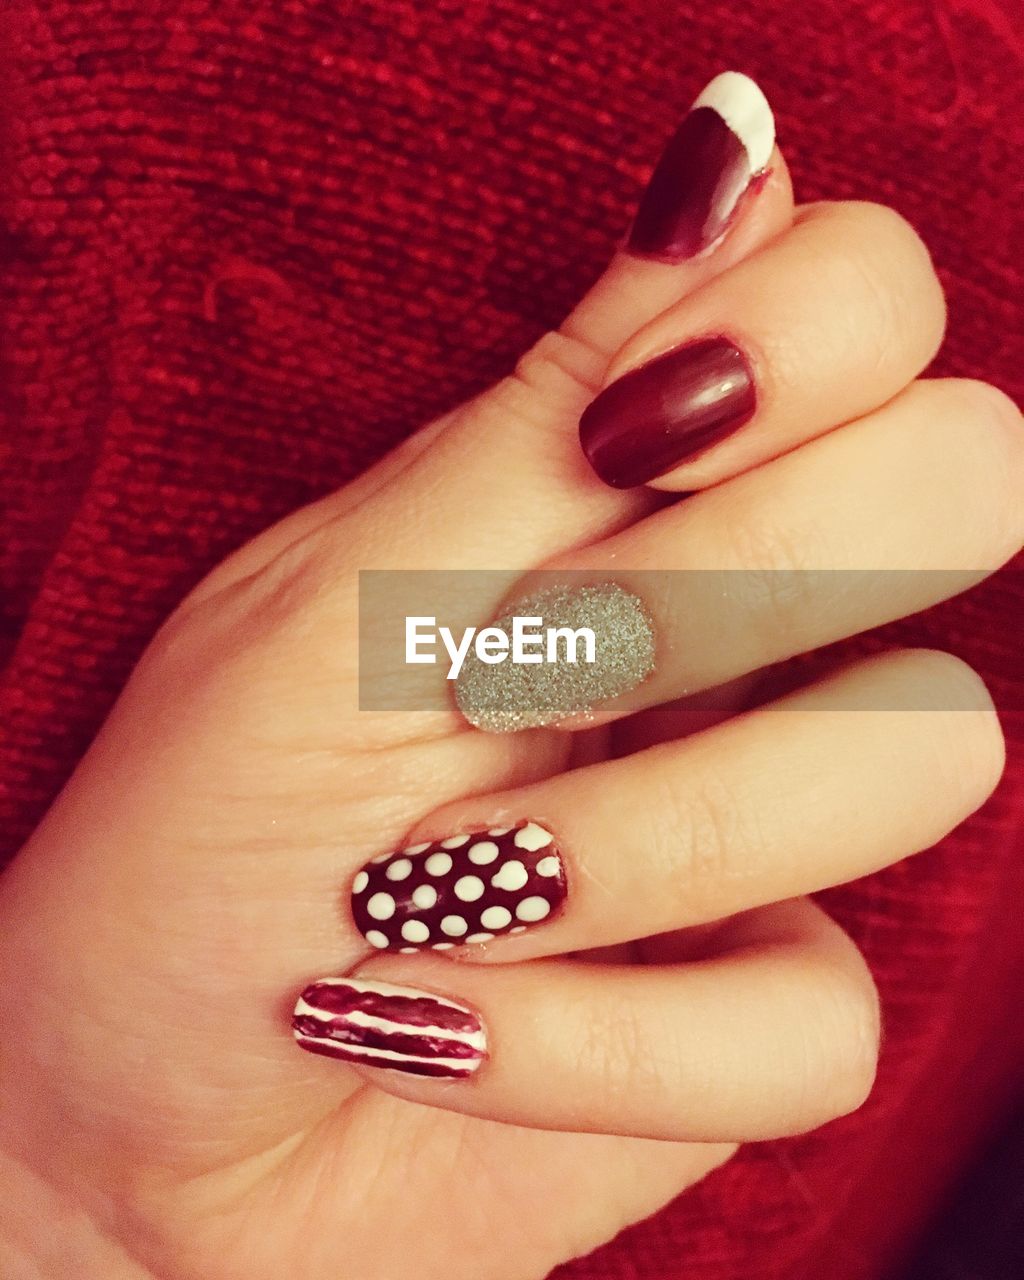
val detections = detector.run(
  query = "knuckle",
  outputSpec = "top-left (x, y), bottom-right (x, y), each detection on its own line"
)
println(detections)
top-left (574, 994), bottom-right (661, 1105)
top-left (722, 512), bottom-right (828, 654)
top-left (941, 377), bottom-right (1023, 458)
top-left (827, 200), bottom-right (936, 284)
top-left (726, 503), bottom-right (823, 575)
top-left (903, 649), bottom-right (1006, 805)
top-left (824, 968), bottom-right (881, 1115)
top-left (795, 956), bottom-right (881, 1124)
top-left (652, 769), bottom-right (769, 920)
top-left (909, 378), bottom-right (1024, 558)
top-left (500, 329), bottom-right (607, 420)
top-left (837, 199), bottom-right (927, 257)
top-left (951, 379), bottom-right (1024, 554)
top-left (802, 201), bottom-right (946, 365)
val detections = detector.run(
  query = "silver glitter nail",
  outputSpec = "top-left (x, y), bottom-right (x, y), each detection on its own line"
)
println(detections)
top-left (454, 582), bottom-right (656, 733)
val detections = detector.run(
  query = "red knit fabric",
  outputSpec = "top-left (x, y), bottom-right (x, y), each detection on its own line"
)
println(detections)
top-left (1, 3), bottom-right (1021, 1277)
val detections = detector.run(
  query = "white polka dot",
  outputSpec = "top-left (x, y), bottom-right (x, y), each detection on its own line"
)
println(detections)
top-left (488, 826), bottom-right (511, 837)
top-left (440, 834), bottom-right (470, 849)
top-left (510, 925), bottom-right (527, 934)
top-left (399, 946), bottom-right (418, 954)
top-left (412, 883), bottom-right (438, 910)
top-left (371, 852), bottom-right (392, 863)
top-left (432, 941), bottom-right (455, 950)
top-left (425, 852), bottom-right (453, 876)
top-left (367, 892), bottom-right (396, 921)
top-left (403, 842), bottom-right (431, 854)
top-left (454, 875), bottom-right (484, 902)
top-left (468, 841), bottom-right (499, 865)
top-left (352, 870), bottom-right (369, 894)
top-left (441, 915), bottom-right (468, 937)
top-left (491, 860), bottom-right (528, 892)
top-left (480, 905), bottom-right (512, 930)
top-left (465, 932), bottom-right (495, 944)
top-left (401, 919), bottom-right (430, 944)
top-left (386, 857), bottom-right (413, 881)
top-left (365, 930), bottom-right (390, 948)
top-left (515, 896), bottom-right (551, 923)
top-left (514, 822), bottom-right (553, 851)
top-left (536, 856), bottom-right (561, 877)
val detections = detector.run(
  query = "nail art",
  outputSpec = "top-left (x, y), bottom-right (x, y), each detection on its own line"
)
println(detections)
top-left (628, 70), bottom-right (775, 261)
top-left (293, 977), bottom-right (486, 1078)
top-left (454, 583), bottom-right (655, 732)
top-left (579, 336), bottom-right (756, 487)
top-left (352, 821), bottom-right (567, 950)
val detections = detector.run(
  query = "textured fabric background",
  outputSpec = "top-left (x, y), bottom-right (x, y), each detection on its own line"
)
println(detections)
top-left (1, 3), bottom-right (1022, 1277)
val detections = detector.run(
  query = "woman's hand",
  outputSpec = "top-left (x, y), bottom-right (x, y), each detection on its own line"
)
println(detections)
top-left (2, 75), bottom-right (1021, 1280)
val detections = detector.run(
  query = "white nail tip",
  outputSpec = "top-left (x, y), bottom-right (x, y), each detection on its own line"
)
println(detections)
top-left (692, 71), bottom-right (774, 174)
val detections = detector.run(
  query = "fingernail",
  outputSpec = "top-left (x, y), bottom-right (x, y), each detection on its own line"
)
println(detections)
top-left (628, 70), bottom-right (775, 261)
top-left (352, 821), bottom-right (568, 950)
top-left (454, 583), bottom-right (655, 732)
top-left (579, 336), bottom-right (756, 488)
top-left (293, 977), bottom-right (486, 1078)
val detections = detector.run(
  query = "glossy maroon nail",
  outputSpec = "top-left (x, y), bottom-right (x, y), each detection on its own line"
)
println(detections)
top-left (351, 822), bottom-right (567, 951)
top-left (628, 71), bottom-right (775, 261)
top-left (579, 336), bottom-right (756, 487)
top-left (293, 977), bottom-right (486, 1078)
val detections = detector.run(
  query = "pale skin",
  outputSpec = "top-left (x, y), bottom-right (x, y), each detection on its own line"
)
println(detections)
top-left (1, 147), bottom-right (1022, 1280)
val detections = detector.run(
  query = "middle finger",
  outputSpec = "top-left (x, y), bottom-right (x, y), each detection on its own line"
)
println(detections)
top-left (578, 199), bottom-right (947, 489)
top-left (455, 376), bottom-right (1022, 734)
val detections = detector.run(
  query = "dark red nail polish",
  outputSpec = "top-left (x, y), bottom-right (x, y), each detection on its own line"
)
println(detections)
top-left (628, 71), bottom-right (774, 261)
top-left (579, 336), bottom-right (756, 488)
top-left (293, 977), bottom-right (486, 1078)
top-left (351, 822), bottom-right (567, 951)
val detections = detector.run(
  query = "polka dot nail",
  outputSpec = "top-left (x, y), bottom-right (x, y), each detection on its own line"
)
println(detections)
top-left (351, 822), bottom-right (567, 951)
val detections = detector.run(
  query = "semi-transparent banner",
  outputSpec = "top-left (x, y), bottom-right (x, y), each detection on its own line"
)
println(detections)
top-left (359, 568), bottom-right (1022, 720)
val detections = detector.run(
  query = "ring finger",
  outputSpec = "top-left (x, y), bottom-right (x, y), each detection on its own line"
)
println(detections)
top-left (348, 649), bottom-right (1003, 961)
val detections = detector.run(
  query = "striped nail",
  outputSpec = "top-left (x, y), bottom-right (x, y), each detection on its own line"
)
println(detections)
top-left (293, 977), bottom-right (486, 1078)
top-left (351, 821), bottom-right (567, 951)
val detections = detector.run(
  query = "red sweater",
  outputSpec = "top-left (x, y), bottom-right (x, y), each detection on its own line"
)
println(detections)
top-left (1, 4), bottom-right (1021, 1277)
